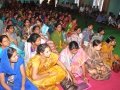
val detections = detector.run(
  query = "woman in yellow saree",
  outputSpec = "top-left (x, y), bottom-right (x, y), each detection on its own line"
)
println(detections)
top-left (26, 44), bottom-right (71, 90)
top-left (101, 36), bottom-right (119, 67)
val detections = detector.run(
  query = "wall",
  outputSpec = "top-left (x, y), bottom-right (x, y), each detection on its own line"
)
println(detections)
top-left (58, 0), bottom-right (74, 4)
top-left (83, 0), bottom-right (120, 16)
top-left (17, 0), bottom-right (39, 3)
top-left (108, 0), bottom-right (120, 16)
top-left (84, 0), bottom-right (93, 5)
top-left (16, 0), bottom-right (120, 16)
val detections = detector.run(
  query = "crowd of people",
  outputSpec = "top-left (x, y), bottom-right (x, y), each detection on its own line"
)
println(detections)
top-left (0, 2), bottom-right (120, 90)
top-left (57, 2), bottom-right (120, 29)
top-left (78, 4), bottom-right (120, 29)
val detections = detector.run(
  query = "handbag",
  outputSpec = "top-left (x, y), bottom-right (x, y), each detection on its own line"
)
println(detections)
top-left (61, 77), bottom-right (91, 90)
top-left (60, 78), bottom-right (77, 90)
top-left (112, 60), bottom-right (120, 73)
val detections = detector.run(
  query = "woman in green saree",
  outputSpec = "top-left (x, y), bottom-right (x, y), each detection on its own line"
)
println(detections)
top-left (50, 23), bottom-right (66, 53)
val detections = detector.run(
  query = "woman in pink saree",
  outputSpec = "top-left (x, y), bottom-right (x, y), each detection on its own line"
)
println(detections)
top-left (59, 41), bottom-right (89, 83)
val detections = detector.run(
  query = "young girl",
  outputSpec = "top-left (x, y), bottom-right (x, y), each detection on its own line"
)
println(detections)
top-left (0, 47), bottom-right (37, 90)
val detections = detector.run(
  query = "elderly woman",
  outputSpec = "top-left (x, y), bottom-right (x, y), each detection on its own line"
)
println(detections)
top-left (59, 41), bottom-right (89, 84)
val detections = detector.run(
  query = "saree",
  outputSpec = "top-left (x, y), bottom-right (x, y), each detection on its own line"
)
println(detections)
top-left (85, 46), bottom-right (111, 80)
top-left (65, 23), bottom-right (72, 33)
top-left (67, 32), bottom-right (83, 46)
top-left (59, 47), bottom-right (88, 78)
top-left (0, 48), bottom-right (37, 90)
top-left (59, 47), bottom-right (91, 89)
top-left (22, 26), bottom-right (31, 37)
top-left (26, 53), bottom-right (66, 90)
top-left (50, 30), bottom-right (64, 53)
top-left (101, 42), bottom-right (119, 67)
top-left (65, 22), bottom-right (77, 33)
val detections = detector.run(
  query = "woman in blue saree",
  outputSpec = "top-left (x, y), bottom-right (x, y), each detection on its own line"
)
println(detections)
top-left (0, 47), bottom-right (37, 90)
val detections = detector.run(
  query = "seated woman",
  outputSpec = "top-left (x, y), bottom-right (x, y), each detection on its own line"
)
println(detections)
top-left (0, 35), bottom-right (24, 57)
top-left (0, 47), bottom-right (37, 90)
top-left (4, 25), bottom-right (18, 45)
top-left (31, 19), bottom-right (50, 39)
top-left (85, 40), bottom-right (111, 80)
top-left (65, 18), bottom-right (77, 33)
top-left (67, 27), bottom-right (83, 46)
top-left (24, 33), bottom-right (41, 66)
top-left (101, 36), bottom-right (120, 68)
top-left (22, 19), bottom-right (31, 37)
top-left (51, 23), bottom-right (66, 53)
top-left (0, 35), bottom-right (10, 54)
top-left (31, 25), bottom-right (58, 53)
top-left (59, 41), bottom-right (88, 83)
top-left (26, 44), bottom-right (69, 90)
